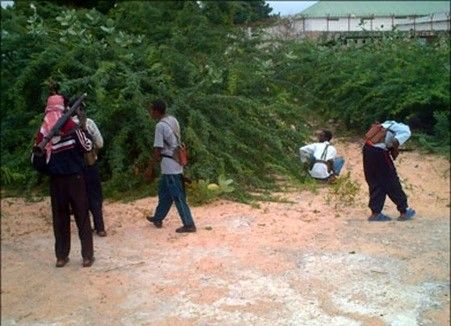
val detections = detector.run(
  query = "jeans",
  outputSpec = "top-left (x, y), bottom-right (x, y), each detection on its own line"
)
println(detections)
top-left (333, 156), bottom-right (345, 175)
top-left (153, 174), bottom-right (195, 226)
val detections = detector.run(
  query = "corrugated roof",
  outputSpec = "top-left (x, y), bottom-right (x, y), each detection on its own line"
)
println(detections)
top-left (299, 1), bottom-right (450, 17)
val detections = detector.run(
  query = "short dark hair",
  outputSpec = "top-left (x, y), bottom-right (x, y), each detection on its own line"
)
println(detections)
top-left (322, 130), bottom-right (333, 141)
top-left (407, 115), bottom-right (422, 130)
top-left (151, 99), bottom-right (166, 114)
top-left (48, 80), bottom-right (60, 93)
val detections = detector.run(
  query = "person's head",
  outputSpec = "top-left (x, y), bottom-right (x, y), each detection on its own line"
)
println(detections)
top-left (69, 97), bottom-right (86, 116)
top-left (407, 115), bottom-right (422, 131)
top-left (48, 80), bottom-right (60, 95)
top-left (318, 129), bottom-right (333, 142)
top-left (149, 99), bottom-right (166, 120)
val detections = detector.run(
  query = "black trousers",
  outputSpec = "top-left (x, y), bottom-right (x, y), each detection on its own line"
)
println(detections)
top-left (362, 144), bottom-right (408, 214)
top-left (84, 163), bottom-right (105, 232)
top-left (50, 173), bottom-right (94, 260)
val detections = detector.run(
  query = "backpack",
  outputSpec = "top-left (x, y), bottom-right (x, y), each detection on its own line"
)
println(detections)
top-left (310, 144), bottom-right (333, 173)
top-left (365, 122), bottom-right (394, 144)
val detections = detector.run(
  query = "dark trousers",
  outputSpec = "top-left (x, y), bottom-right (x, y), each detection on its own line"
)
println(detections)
top-left (50, 173), bottom-right (93, 260)
top-left (362, 144), bottom-right (408, 214)
top-left (84, 163), bottom-right (105, 232)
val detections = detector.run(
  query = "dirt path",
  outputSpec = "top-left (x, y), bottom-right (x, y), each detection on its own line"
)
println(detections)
top-left (1, 141), bottom-right (450, 325)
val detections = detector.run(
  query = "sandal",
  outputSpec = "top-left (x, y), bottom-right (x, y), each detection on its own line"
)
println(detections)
top-left (368, 213), bottom-right (391, 222)
top-left (398, 208), bottom-right (416, 221)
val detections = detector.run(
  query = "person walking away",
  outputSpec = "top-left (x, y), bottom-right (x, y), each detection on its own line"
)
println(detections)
top-left (71, 100), bottom-right (106, 237)
top-left (299, 130), bottom-right (345, 182)
top-left (35, 106), bottom-right (95, 267)
top-left (146, 99), bottom-right (196, 233)
top-left (363, 118), bottom-right (419, 221)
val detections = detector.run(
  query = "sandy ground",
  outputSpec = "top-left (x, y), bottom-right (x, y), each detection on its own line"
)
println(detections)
top-left (1, 141), bottom-right (450, 326)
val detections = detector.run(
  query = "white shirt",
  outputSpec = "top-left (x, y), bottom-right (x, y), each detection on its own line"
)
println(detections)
top-left (373, 120), bottom-right (411, 150)
top-left (300, 141), bottom-right (337, 179)
top-left (72, 117), bottom-right (103, 161)
top-left (154, 115), bottom-right (183, 175)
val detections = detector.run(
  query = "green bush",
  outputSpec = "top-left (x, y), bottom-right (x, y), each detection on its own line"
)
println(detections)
top-left (1, 2), bottom-right (448, 201)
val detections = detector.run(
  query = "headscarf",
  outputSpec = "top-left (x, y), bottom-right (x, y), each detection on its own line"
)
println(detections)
top-left (39, 94), bottom-right (74, 162)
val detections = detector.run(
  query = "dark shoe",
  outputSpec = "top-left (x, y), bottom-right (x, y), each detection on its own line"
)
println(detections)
top-left (97, 230), bottom-right (107, 237)
top-left (146, 216), bottom-right (162, 228)
top-left (82, 257), bottom-right (95, 268)
top-left (55, 257), bottom-right (69, 268)
top-left (176, 225), bottom-right (197, 233)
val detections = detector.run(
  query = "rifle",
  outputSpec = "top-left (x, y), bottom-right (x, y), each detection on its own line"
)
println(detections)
top-left (33, 93), bottom-right (87, 155)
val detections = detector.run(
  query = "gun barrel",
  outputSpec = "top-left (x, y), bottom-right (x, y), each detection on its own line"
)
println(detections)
top-left (37, 93), bottom-right (87, 150)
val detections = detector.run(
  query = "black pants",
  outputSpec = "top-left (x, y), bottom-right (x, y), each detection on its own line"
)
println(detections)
top-left (84, 163), bottom-right (105, 232)
top-left (362, 144), bottom-right (408, 214)
top-left (50, 173), bottom-right (93, 260)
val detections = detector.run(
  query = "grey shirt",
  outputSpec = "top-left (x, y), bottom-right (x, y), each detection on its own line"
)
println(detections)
top-left (154, 115), bottom-right (183, 175)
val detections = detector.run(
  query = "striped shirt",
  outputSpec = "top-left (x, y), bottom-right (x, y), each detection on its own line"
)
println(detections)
top-left (43, 128), bottom-right (92, 175)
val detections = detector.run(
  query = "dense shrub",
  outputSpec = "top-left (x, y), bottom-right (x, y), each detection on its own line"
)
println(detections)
top-left (1, 2), bottom-right (449, 200)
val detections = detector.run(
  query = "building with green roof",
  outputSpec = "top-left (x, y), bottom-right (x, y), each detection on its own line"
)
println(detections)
top-left (299, 1), bottom-right (449, 18)
top-left (264, 1), bottom-right (449, 41)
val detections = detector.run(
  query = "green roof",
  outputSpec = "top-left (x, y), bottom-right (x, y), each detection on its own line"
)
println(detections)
top-left (299, 1), bottom-right (450, 17)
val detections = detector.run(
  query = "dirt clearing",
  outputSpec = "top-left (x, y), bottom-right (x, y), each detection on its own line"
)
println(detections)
top-left (1, 141), bottom-right (450, 325)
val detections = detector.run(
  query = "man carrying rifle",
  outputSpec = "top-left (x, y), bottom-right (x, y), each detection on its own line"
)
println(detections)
top-left (34, 93), bottom-right (95, 268)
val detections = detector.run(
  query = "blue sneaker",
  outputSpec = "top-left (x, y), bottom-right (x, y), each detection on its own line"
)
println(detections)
top-left (398, 208), bottom-right (416, 221)
top-left (368, 213), bottom-right (392, 222)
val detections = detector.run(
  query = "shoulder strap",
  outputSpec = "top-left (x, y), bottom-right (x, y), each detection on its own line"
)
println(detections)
top-left (160, 119), bottom-right (181, 145)
top-left (386, 122), bottom-right (395, 134)
top-left (320, 144), bottom-right (329, 160)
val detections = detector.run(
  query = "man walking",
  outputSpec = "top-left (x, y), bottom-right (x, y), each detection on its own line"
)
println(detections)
top-left (146, 99), bottom-right (196, 233)
top-left (363, 119), bottom-right (418, 222)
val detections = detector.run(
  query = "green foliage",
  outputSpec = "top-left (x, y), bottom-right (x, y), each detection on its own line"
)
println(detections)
top-left (416, 110), bottom-right (450, 157)
top-left (1, 166), bottom-right (26, 185)
top-left (187, 175), bottom-right (235, 206)
top-left (326, 172), bottom-right (361, 208)
top-left (276, 33), bottom-right (449, 136)
top-left (1, 2), bottom-right (449, 202)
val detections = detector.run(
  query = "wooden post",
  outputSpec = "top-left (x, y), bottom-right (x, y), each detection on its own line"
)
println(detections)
top-left (348, 14), bottom-right (351, 31)
top-left (430, 14), bottom-right (433, 31)
top-left (391, 15), bottom-right (394, 30)
top-left (413, 15), bottom-right (416, 31)
top-left (327, 14), bottom-right (330, 32)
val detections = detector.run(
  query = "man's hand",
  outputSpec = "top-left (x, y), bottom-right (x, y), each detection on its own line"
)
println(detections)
top-left (154, 147), bottom-right (162, 162)
top-left (390, 139), bottom-right (400, 160)
top-left (76, 108), bottom-right (87, 131)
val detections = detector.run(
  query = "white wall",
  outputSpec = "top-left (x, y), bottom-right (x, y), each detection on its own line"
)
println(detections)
top-left (263, 13), bottom-right (450, 38)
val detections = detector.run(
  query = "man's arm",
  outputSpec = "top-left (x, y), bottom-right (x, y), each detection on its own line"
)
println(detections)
top-left (87, 119), bottom-right (104, 149)
top-left (390, 139), bottom-right (400, 160)
top-left (153, 122), bottom-right (165, 162)
top-left (389, 122), bottom-right (411, 160)
top-left (154, 147), bottom-right (162, 162)
top-left (74, 128), bottom-right (93, 153)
